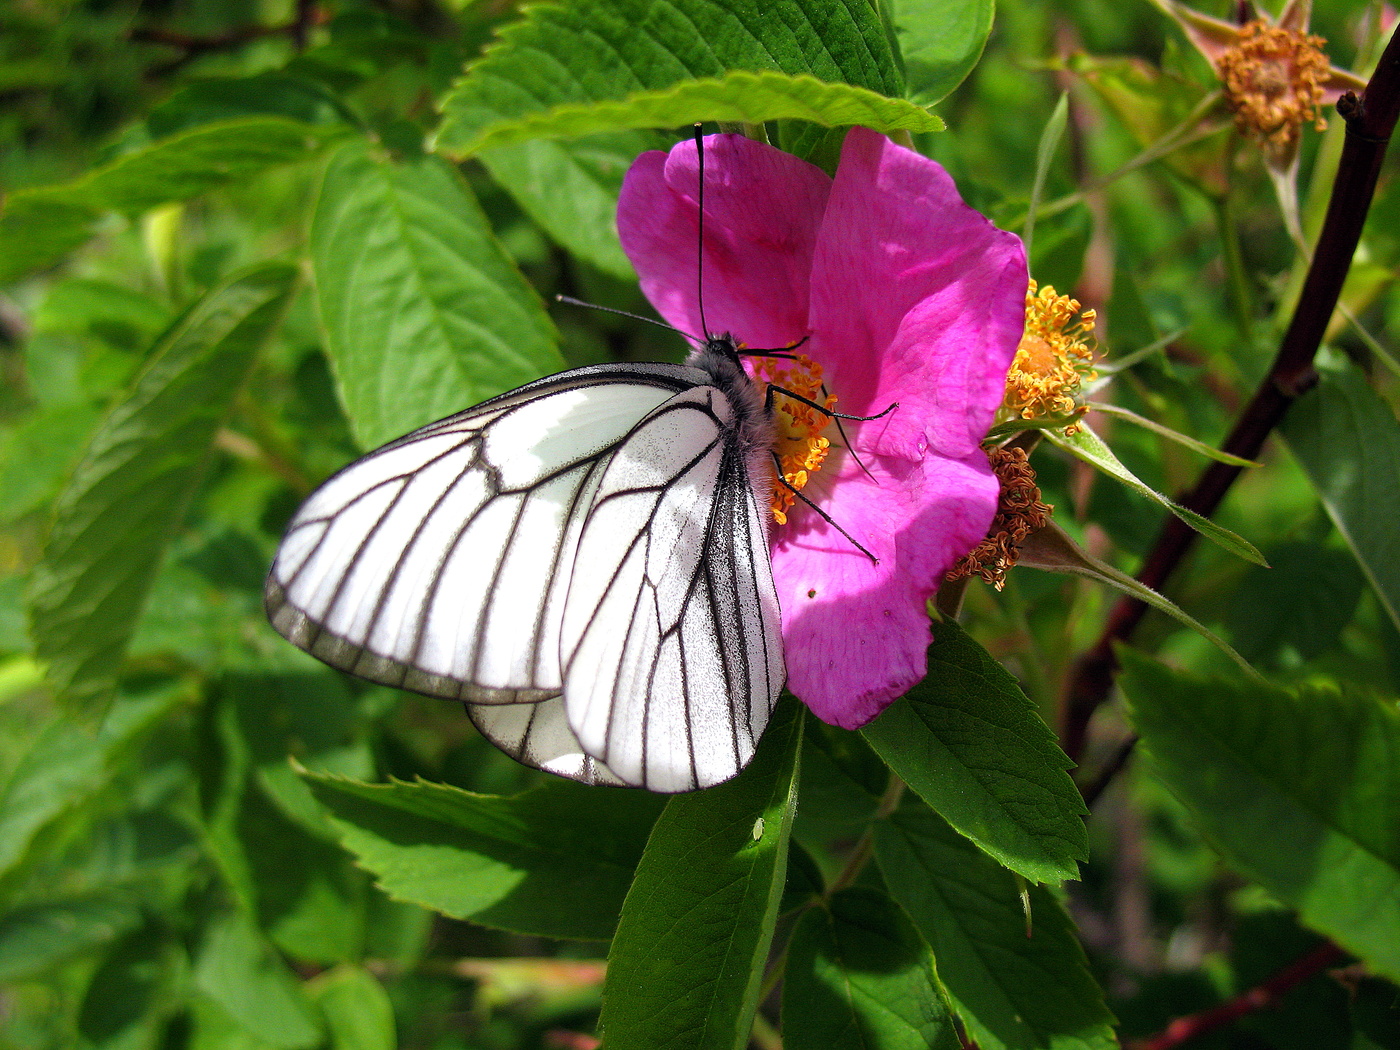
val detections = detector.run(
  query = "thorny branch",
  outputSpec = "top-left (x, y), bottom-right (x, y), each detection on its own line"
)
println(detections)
top-left (1061, 22), bottom-right (1400, 770)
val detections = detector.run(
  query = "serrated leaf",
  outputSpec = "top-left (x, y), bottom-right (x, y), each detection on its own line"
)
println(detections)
top-left (454, 71), bottom-right (942, 155)
top-left (27, 264), bottom-right (296, 703)
top-left (436, 0), bottom-right (902, 157)
top-left (1046, 425), bottom-right (1267, 565)
top-left (876, 803), bottom-right (1118, 1050)
top-left (888, 0), bottom-right (995, 105)
top-left (1281, 356), bottom-right (1400, 635)
top-left (783, 887), bottom-right (958, 1050)
top-left (861, 621), bottom-right (1086, 884)
top-left (0, 683), bottom-right (187, 879)
top-left (0, 893), bottom-right (142, 982)
top-left (1120, 652), bottom-right (1400, 983)
top-left (1017, 519), bottom-right (1260, 678)
top-left (305, 774), bottom-right (664, 940)
top-left (310, 138), bottom-right (563, 449)
top-left (600, 698), bottom-right (803, 1050)
top-left (194, 913), bottom-right (323, 1049)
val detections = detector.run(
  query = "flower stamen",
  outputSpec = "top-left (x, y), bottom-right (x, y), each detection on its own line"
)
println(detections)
top-left (947, 446), bottom-right (1052, 589)
top-left (751, 353), bottom-right (837, 525)
top-left (1003, 281), bottom-right (1097, 435)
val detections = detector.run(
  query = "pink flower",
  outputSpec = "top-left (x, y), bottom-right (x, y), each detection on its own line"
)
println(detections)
top-left (617, 128), bottom-right (1027, 729)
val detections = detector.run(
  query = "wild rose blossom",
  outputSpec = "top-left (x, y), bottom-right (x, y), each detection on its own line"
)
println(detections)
top-left (617, 128), bottom-right (1027, 729)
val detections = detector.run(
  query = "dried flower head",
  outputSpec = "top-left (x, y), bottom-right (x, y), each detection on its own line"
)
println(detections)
top-left (947, 446), bottom-right (1052, 589)
top-left (1216, 19), bottom-right (1331, 158)
top-left (1003, 281), bottom-right (1097, 434)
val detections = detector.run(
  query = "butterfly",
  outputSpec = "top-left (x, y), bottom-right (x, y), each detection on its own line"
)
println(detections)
top-left (265, 330), bottom-right (786, 793)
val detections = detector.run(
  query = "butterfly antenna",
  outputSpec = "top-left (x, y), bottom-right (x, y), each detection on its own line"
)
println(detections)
top-left (554, 295), bottom-right (703, 344)
top-left (693, 123), bottom-right (711, 338)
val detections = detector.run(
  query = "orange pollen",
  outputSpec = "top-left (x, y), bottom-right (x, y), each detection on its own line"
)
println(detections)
top-left (751, 353), bottom-right (837, 525)
top-left (1003, 280), bottom-right (1097, 434)
top-left (1216, 20), bottom-right (1331, 156)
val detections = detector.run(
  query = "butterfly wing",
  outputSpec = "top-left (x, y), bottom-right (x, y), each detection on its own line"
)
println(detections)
top-left (467, 697), bottom-right (627, 786)
top-left (560, 384), bottom-right (786, 792)
top-left (266, 364), bottom-right (698, 705)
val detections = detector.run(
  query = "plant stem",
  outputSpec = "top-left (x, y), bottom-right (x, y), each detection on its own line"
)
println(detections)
top-left (1061, 23), bottom-right (1400, 767)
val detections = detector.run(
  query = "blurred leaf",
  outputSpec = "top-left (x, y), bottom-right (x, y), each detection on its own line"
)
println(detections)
top-left (194, 913), bottom-right (323, 1050)
top-left (77, 922), bottom-right (181, 1048)
top-left (475, 133), bottom-right (652, 279)
top-left (1225, 541), bottom-right (1366, 665)
top-left (876, 803), bottom-right (1117, 1050)
top-left (0, 119), bottom-right (340, 284)
top-left (1120, 652), bottom-right (1400, 982)
top-left (1018, 519), bottom-right (1260, 677)
top-left (1087, 402), bottom-right (1260, 466)
top-left (782, 887), bottom-right (958, 1050)
top-left (1047, 426), bottom-right (1267, 566)
top-left (0, 401), bottom-right (101, 524)
top-left (436, 0), bottom-right (902, 156)
top-left (310, 965), bottom-right (396, 1050)
top-left (1281, 357), bottom-right (1400, 636)
top-left (888, 0), bottom-right (995, 105)
top-left (0, 893), bottom-right (141, 982)
top-left (0, 683), bottom-right (185, 880)
top-left (145, 73), bottom-right (361, 139)
top-left (305, 774), bottom-right (664, 940)
top-left (27, 264), bottom-right (296, 703)
top-left (451, 71), bottom-right (943, 155)
top-left (310, 138), bottom-right (563, 449)
top-left (862, 620), bottom-right (1087, 884)
top-left (600, 698), bottom-right (803, 1050)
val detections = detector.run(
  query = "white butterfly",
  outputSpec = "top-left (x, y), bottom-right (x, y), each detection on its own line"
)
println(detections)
top-left (265, 333), bottom-right (786, 792)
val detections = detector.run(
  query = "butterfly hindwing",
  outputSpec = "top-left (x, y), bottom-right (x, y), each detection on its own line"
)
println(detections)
top-left (266, 364), bottom-right (697, 703)
top-left (561, 384), bottom-right (785, 792)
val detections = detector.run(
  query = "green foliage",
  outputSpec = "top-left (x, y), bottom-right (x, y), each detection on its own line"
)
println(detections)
top-left (2, 0), bottom-right (1399, 1047)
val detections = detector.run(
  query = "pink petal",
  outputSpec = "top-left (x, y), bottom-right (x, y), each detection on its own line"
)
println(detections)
top-left (807, 128), bottom-right (1027, 460)
top-left (616, 134), bottom-right (831, 349)
top-left (772, 446), bottom-right (999, 728)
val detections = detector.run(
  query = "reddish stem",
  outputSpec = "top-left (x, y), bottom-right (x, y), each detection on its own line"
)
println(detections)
top-left (1062, 23), bottom-right (1400, 767)
top-left (1129, 941), bottom-right (1345, 1050)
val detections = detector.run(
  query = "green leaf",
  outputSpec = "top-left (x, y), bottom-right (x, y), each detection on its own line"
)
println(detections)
top-left (876, 803), bottom-right (1117, 1050)
top-left (1046, 425), bottom-right (1267, 566)
top-left (0, 683), bottom-right (186, 879)
top-left (311, 138), bottom-right (563, 449)
top-left (194, 913), bottom-right (323, 1050)
top-left (1224, 541), bottom-right (1366, 666)
top-left (1281, 356), bottom-right (1400, 636)
top-left (0, 118), bottom-right (339, 284)
top-left (305, 774), bottom-right (664, 940)
top-left (782, 887), bottom-right (958, 1050)
top-left (600, 698), bottom-right (803, 1050)
top-left (1017, 519), bottom-right (1261, 679)
top-left (1024, 92), bottom-right (1069, 261)
top-left (0, 893), bottom-right (142, 982)
top-left (78, 923), bottom-right (180, 1048)
top-left (310, 965), bottom-right (397, 1050)
top-left (1119, 652), bottom-right (1400, 983)
top-left (477, 133), bottom-right (654, 279)
top-left (1086, 402), bottom-right (1260, 466)
top-left (861, 620), bottom-right (1087, 884)
top-left (436, 0), bottom-right (902, 157)
top-left (27, 264), bottom-right (296, 703)
top-left (453, 71), bottom-right (942, 155)
top-left (889, 0), bottom-right (995, 105)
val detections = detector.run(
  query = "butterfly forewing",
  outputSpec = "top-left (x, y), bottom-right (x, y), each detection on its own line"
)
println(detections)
top-left (561, 385), bottom-right (785, 792)
top-left (266, 364), bottom-right (698, 703)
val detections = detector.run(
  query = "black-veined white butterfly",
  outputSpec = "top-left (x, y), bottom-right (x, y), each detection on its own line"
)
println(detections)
top-left (267, 131), bottom-right (795, 793)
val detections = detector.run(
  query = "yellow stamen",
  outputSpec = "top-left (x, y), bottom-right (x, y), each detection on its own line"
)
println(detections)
top-left (1003, 280), bottom-right (1097, 435)
top-left (947, 446), bottom-right (1052, 590)
top-left (1216, 20), bottom-right (1331, 160)
top-left (751, 354), bottom-right (837, 525)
